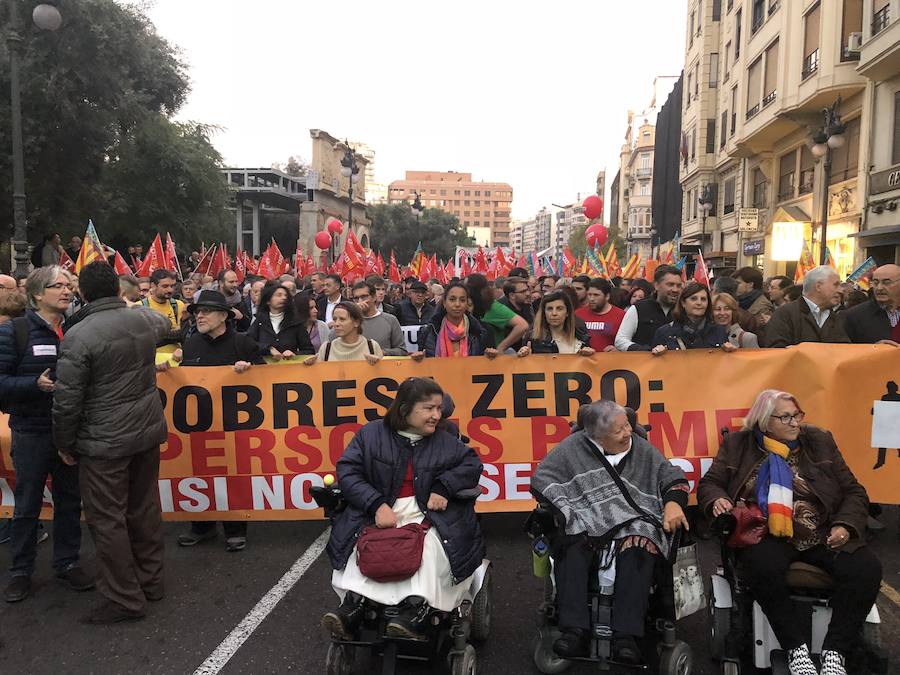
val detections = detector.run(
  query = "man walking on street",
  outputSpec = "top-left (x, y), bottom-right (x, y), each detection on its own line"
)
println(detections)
top-left (53, 262), bottom-right (172, 624)
top-left (0, 266), bottom-right (94, 603)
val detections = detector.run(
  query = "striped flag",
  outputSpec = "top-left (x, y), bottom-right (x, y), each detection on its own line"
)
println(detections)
top-left (621, 254), bottom-right (641, 279)
top-left (75, 220), bottom-right (106, 273)
top-left (794, 240), bottom-right (815, 283)
top-left (848, 256), bottom-right (876, 291)
top-left (606, 244), bottom-right (622, 277)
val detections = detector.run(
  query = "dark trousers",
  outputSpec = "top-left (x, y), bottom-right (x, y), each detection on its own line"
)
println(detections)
top-left (738, 537), bottom-right (882, 654)
top-left (79, 447), bottom-right (164, 613)
top-left (9, 430), bottom-right (81, 577)
top-left (555, 540), bottom-right (656, 636)
top-left (191, 521), bottom-right (247, 538)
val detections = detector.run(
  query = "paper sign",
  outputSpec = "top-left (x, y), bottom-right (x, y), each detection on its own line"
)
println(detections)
top-left (871, 400), bottom-right (900, 448)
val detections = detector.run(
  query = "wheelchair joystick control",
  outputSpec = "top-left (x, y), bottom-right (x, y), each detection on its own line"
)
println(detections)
top-left (323, 474), bottom-right (335, 486)
top-left (532, 537), bottom-right (551, 578)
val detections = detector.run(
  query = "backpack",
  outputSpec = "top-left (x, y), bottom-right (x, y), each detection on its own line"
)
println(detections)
top-left (323, 338), bottom-right (375, 361)
top-left (142, 297), bottom-right (181, 327)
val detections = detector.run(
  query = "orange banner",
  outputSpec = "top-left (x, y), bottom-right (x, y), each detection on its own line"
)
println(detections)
top-left (2, 344), bottom-right (898, 520)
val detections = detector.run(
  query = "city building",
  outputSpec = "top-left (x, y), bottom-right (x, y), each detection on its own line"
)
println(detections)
top-left (550, 199), bottom-right (588, 260)
top-left (624, 119), bottom-right (658, 261)
top-left (387, 170), bottom-right (513, 246)
top-left (595, 170), bottom-right (607, 223)
top-left (510, 219), bottom-right (524, 253)
top-left (856, 0), bottom-right (900, 265)
top-left (678, 0), bottom-right (871, 278)
top-left (609, 170), bottom-right (621, 238)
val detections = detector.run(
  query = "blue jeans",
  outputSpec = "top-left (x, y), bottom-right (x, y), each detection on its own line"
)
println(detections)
top-left (9, 430), bottom-right (82, 577)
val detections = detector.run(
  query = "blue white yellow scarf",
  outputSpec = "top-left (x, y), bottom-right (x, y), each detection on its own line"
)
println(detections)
top-left (754, 428), bottom-right (797, 538)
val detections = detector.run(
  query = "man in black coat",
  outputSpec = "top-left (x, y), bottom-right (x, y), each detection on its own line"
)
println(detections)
top-left (0, 265), bottom-right (94, 603)
top-left (176, 290), bottom-right (262, 552)
top-left (396, 281), bottom-right (435, 326)
top-left (844, 264), bottom-right (900, 346)
top-left (614, 265), bottom-right (683, 351)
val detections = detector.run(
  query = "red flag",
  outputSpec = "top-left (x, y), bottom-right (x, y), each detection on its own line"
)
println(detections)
top-left (136, 234), bottom-right (166, 277)
top-left (164, 233), bottom-right (179, 276)
top-left (494, 247), bottom-right (509, 275)
top-left (461, 255), bottom-right (473, 277)
top-left (346, 229), bottom-right (367, 258)
top-left (693, 252), bottom-right (710, 287)
top-left (234, 247), bottom-right (246, 284)
top-left (112, 251), bottom-right (132, 275)
top-left (208, 245), bottom-right (228, 279)
top-left (375, 252), bottom-right (386, 277)
top-left (294, 240), bottom-right (304, 276)
top-left (193, 244), bottom-right (216, 276)
top-left (59, 249), bottom-right (75, 273)
top-left (473, 246), bottom-right (488, 274)
top-left (562, 247), bottom-right (576, 277)
top-left (245, 252), bottom-right (258, 275)
top-left (340, 237), bottom-right (365, 282)
top-left (445, 259), bottom-right (455, 280)
top-left (516, 253), bottom-right (528, 270)
top-left (388, 251), bottom-right (401, 283)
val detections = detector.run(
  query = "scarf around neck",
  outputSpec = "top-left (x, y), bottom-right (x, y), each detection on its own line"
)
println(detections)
top-left (436, 314), bottom-right (469, 357)
top-left (738, 289), bottom-right (762, 311)
top-left (754, 428), bottom-right (798, 538)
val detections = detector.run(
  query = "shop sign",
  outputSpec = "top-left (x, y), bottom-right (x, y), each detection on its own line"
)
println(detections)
top-left (743, 239), bottom-right (765, 256)
top-left (870, 165), bottom-right (900, 195)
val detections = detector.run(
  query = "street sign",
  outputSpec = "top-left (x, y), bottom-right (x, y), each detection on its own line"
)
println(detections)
top-left (738, 207), bottom-right (759, 232)
top-left (306, 169), bottom-right (320, 191)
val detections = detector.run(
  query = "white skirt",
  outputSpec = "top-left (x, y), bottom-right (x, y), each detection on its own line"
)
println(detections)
top-left (332, 496), bottom-right (475, 611)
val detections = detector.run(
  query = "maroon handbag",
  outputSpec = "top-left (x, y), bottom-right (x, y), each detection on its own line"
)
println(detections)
top-left (726, 501), bottom-right (767, 549)
top-left (356, 521), bottom-right (432, 582)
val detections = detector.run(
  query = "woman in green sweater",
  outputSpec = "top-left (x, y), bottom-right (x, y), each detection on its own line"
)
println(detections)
top-left (304, 301), bottom-right (384, 364)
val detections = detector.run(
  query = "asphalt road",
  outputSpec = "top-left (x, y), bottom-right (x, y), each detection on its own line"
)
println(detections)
top-left (1, 508), bottom-right (898, 675)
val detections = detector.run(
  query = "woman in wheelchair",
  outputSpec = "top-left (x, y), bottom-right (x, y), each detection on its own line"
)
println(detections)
top-left (531, 400), bottom-right (690, 664)
top-left (321, 377), bottom-right (486, 642)
top-left (697, 389), bottom-right (882, 675)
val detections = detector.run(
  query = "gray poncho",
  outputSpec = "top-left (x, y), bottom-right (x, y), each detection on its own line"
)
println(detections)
top-left (531, 431), bottom-right (688, 558)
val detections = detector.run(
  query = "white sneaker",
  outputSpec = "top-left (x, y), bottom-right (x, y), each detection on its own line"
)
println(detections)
top-left (787, 644), bottom-right (819, 675)
top-left (820, 650), bottom-right (846, 675)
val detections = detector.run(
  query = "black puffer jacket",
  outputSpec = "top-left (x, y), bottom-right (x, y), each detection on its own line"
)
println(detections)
top-left (52, 298), bottom-right (172, 458)
top-left (416, 310), bottom-right (494, 357)
top-left (0, 310), bottom-right (61, 431)
top-left (246, 310), bottom-right (315, 356)
top-left (328, 419), bottom-right (486, 582)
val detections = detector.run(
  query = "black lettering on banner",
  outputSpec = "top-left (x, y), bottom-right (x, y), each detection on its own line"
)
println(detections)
top-left (363, 378), bottom-right (399, 421)
top-left (272, 383), bottom-right (314, 428)
top-left (553, 372), bottom-right (593, 417)
top-left (599, 369), bottom-right (641, 410)
top-left (513, 372), bottom-right (547, 417)
top-left (222, 385), bottom-right (265, 431)
top-left (172, 386), bottom-right (213, 433)
top-left (472, 374), bottom-right (506, 419)
top-left (323, 380), bottom-right (357, 426)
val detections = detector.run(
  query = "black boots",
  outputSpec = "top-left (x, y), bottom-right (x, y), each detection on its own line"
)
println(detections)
top-left (385, 595), bottom-right (430, 641)
top-left (321, 592), bottom-right (366, 640)
top-left (553, 628), bottom-right (589, 657)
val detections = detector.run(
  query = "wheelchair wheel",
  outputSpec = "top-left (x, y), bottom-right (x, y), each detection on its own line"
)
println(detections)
top-left (325, 642), bottom-right (351, 675)
top-left (449, 644), bottom-right (477, 675)
top-left (659, 639), bottom-right (693, 675)
top-left (531, 629), bottom-right (571, 674)
top-left (721, 661), bottom-right (740, 675)
top-left (471, 567), bottom-right (492, 642)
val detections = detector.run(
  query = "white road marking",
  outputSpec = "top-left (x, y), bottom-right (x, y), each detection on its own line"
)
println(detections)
top-left (193, 527), bottom-right (331, 675)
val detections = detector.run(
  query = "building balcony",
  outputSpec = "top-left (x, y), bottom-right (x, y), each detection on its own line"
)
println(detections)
top-left (801, 50), bottom-right (820, 80)
top-left (859, 7), bottom-right (900, 81)
top-left (633, 167), bottom-right (653, 178)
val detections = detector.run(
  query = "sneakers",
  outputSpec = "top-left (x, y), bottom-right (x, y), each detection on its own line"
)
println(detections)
top-left (787, 644), bottom-right (818, 675)
top-left (385, 596), bottom-right (430, 641)
top-left (177, 528), bottom-right (216, 547)
top-left (321, 592), bottom-right (365, 640)
top-left (552, 628), bottom-right (589, 658)
top-left (57, 565), bottom-right (95, 591)
top-left (225, 536), bottom-right (246, 552)
top-left (4, 576), bottom-right (31, 603)
top-left (821, 650), bottom-right (847, 675)
top-left (80, 601), bottom-right (145, 625)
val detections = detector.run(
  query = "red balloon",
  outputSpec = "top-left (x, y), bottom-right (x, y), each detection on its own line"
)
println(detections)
top-left (585, 223), bottom-right (608, 248)
top-left (314, 231), bottom-right (332, 250)
top-left (583, 195), bottom-right (604, 220)
top-left (327, 218), bottom-right (344, 235)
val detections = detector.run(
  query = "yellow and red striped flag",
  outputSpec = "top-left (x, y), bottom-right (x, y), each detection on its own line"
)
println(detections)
top-left (75, 220), bottom-right (106, 273)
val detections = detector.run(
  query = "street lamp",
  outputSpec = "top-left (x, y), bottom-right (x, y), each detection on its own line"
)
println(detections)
top-left (411, 191), bottom-right (423, 226)
top-left (339, 140), bottom-right (360, 237)
top-left (810, 98), bottom-right (846, 265)
top-left (698, 183), bottom-right (715, 254)
top-left (8, 1), bottom-right (63, 275)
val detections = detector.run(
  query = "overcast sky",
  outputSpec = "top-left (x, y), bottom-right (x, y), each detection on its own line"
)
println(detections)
top-left (142, 0), bottom-right (687, 221)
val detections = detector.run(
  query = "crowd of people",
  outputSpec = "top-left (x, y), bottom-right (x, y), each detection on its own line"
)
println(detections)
top-left (0, 247), bottom-right (896, 668)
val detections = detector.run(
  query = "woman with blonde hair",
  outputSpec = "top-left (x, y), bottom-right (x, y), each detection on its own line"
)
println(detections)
top-left (711, 292), bottom-right (759, 348)
top-left (698, 389), bottom-right (881, 675)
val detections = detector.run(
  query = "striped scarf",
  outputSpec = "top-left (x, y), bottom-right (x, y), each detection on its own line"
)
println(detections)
top-left (754, 428), bottom-right (796, 538)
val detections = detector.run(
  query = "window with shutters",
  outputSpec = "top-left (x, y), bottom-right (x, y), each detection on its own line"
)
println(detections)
top-left (691, 128), bottom-right (697, 160)
top-left (731, 86), bottom-right (738, 135)
top-left (706, 119), bottom-right (716, 154)
top-left (830, 117), bottom-right (860, 184)
top-left (873, 0), bottom-right (890, 36)
top-left (746, 57), bottom-right (762, 119)
top-left (841, 0), bottom-right (862, 61)
top-left (893, 91), bottom-right (900, 165)
top-left (735, 9), bottom-right (742, 58)
top-left (763, 40), bottom-right (779, 107)
top-left (778, 150), bottom-right (797, 201)
top-left (723, 177), bottom-right (736, 214)
top-left (799, 145), bottom-right (815, 195)
top-left (710, 53), bottom-right (719, 87)
top-left (752, 168), bottom-right (768, 208)
top-left (689, 11), bottom-right (695, 46)
top-left (713, 0), bottom-right (721, 20)
top-left (752, 0), bottom-right (765, 33)
top-left (802, 4), bottom-right (820, 79)
top-left (721, 111), bottom-right (728, 147)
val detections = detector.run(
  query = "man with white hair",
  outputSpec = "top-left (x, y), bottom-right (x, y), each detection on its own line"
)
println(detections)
top-left (762, 265), bottom-right (849, 348)
top-left (531, 400), bottom-right (689, 664)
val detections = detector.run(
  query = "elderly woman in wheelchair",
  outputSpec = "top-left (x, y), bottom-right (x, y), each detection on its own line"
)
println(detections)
top-left (529, 399), bottom-right (691, 669)
top-left (316, 377), bottom-right (490, 674)
top-left (698, 389), bottom-right (883, 675)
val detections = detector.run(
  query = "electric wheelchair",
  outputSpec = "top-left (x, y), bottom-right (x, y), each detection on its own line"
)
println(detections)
top-left (312, 480), bottom-right (492, 675)
top-left (524, 501), bottom-right (694, 674)
top-left (706, 511), bottom-right (888, 675)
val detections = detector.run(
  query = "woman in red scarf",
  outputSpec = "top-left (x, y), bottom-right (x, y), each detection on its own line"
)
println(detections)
top-left (411, 282), bottom-right (497, 360)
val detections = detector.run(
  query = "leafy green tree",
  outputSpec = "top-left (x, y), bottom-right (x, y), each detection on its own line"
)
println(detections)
top-left (368, 203), bottom-right (474, 263)
top-left (568, 223), bottom-right (628, 266)
top-left (0, 0), bottom-right (229, 254)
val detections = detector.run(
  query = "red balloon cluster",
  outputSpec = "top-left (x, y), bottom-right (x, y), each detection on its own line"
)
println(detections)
top-left (314, 231), bottom-right (332, 250)
top-left (327, 218), bottom-right (344, 235)
top-left (585, 223), bottom-right (608, 248)
top-left (582, 195), bottom-right (604, 220)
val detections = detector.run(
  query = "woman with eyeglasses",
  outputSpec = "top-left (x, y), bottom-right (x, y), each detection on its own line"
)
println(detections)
top-left (697, 389), bottom-right (881, 675)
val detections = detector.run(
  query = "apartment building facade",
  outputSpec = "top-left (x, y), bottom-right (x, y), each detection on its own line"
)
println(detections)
top-left (680, 0), bottom-right (872, 279)
top-left (625, 121), bottom-right (658, 261)
top-left (387, 171), bottom-right (513, 247)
